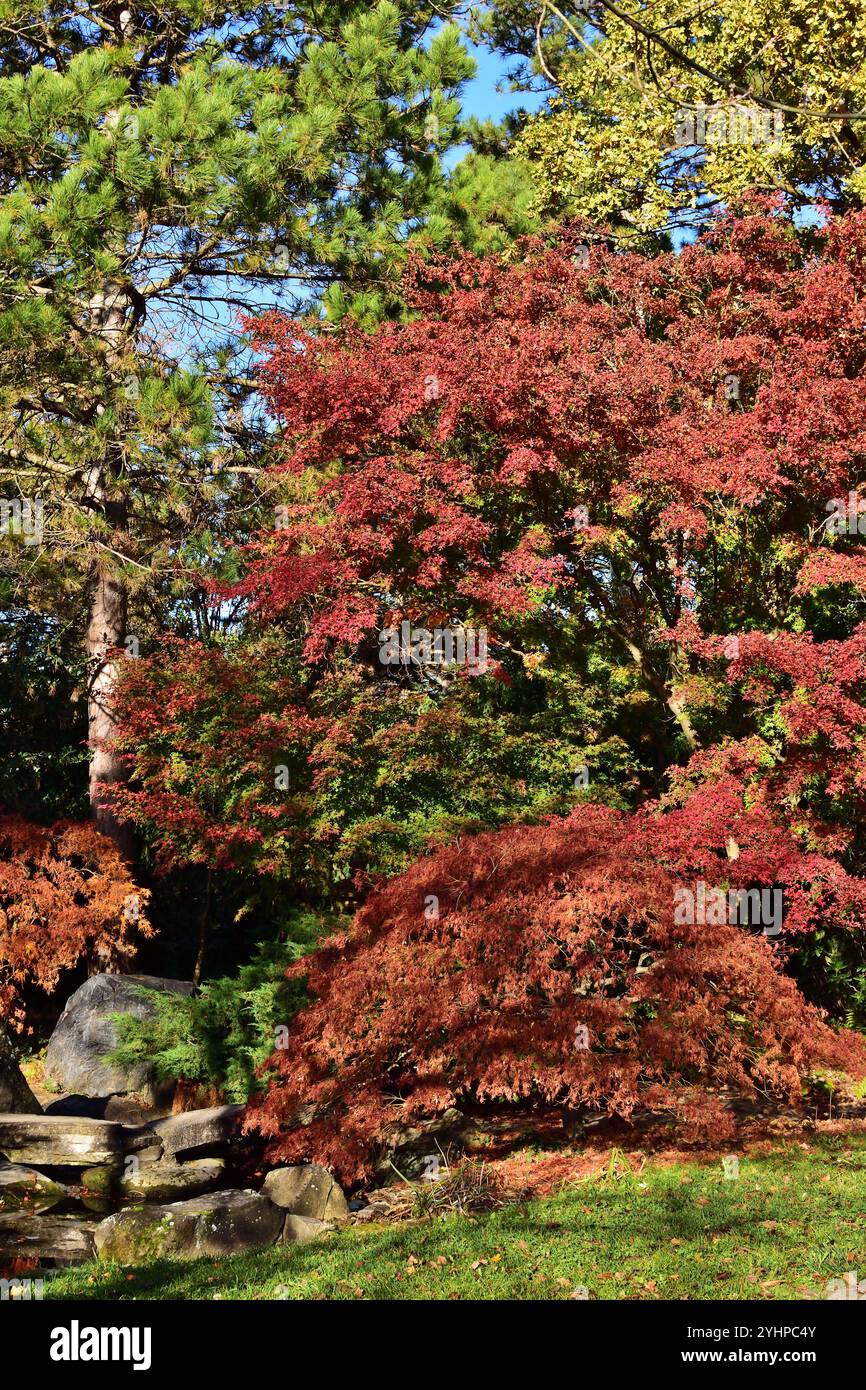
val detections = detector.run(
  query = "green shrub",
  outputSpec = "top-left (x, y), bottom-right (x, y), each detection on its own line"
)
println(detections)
top-left (108, 913), bottom-right (333, 1102)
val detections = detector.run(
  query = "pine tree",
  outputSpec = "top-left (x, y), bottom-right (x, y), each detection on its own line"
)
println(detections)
top-left (0, 0), bottom-right (482, 847)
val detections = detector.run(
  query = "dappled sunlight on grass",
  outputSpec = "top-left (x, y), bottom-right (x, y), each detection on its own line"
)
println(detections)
top-left (46, 1138), bottom-right (866, 1301)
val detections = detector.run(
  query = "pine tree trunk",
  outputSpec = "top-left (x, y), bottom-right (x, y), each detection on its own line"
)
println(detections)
top-left (86, 561), bottom-right (133, 861)
top-left (83, 276), bottom-right (135, 861)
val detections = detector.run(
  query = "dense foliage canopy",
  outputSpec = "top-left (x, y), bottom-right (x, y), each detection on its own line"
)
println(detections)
top-left (478, 0), bottom-right (866, 233)
top-left (7, 5), bottom-right (866, 1178)
top-left (114, 205), bottom-right (866, 897)
top-left (104, 204), bottom-right (866, 1159)
top-left (247, 799), bottom-right (866, 1182)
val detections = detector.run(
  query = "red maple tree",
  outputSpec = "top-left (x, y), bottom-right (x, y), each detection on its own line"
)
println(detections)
top-left (240, 202), bottom-right (866, 726)
top-left (109, 205), bottom-right (866, 1173)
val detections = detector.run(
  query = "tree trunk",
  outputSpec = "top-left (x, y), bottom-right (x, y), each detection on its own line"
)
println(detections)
top-left (86, 562), bottom-right (133, 860)
top-left (82, 276), bottom-right (136, 860)
top-left (192, 869), bottom-right (213, 987)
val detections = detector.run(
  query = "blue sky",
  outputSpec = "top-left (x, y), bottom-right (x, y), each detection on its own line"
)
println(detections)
top-left (152, 37), bottom-right (546, 353)
top-left (460, 39), bottom-right (547, 124)
top-left (445, 39), bottom-right (547, 170)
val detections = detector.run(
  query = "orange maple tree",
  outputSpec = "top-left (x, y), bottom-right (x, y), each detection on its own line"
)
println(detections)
top-left (0, 815), bottom-right (151, 1029)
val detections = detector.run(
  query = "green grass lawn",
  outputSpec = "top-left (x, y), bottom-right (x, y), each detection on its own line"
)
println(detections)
top-left (45, 1138), bottom-right (866, 1301)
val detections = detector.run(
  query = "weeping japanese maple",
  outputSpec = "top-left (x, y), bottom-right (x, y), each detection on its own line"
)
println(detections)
top-left (246, 798), bottom-right (866, 1183)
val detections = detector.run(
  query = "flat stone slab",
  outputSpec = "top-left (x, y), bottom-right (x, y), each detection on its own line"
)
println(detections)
top-left (82, 1157), bottom-right (225, 1204)
top-left (94, 1189), bottom-right (283, 1262)
top-left (118, 1124), bottom-right (163, 1158)
top-left (0, 1212), bottom-right (97, 1263)
top-left (0, 1163), bottom-right (66, 1213)
top-left (0, 1114), bottom-right (157, 1166)
top-left (151, 1106), bottom-right (244, 1159)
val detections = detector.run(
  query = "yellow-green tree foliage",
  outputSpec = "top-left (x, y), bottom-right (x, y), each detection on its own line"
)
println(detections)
top-left (512, 0), bottom-right (866, 232)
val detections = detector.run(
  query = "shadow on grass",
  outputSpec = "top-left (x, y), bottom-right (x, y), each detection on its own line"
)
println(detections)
top-left (45, 1140), bottom-right (866, 1301)
top-left (46, 1175), bottom-right (774, 1302)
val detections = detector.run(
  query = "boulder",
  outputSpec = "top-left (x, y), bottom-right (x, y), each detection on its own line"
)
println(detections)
top-left (119, 1124), bottom-right (164, 1159)
top-left (94, 1189), bottom-right (283, 1262)
top-left (0, 1212), bottom-right (97, 1264)
top-left (262, 1164), bottom-right (348, 1223)
top-left (375, 1107), bottom-right (469, 1182)
top-left (281, 1214), bottom-right (332, 1245)
top-left (44, 973), bottom-right (194, 1098)
top-left (81, 1157), bottom-right (225, 1204)
top-left (104, 1093), bottom-right (174, 1125)
top-left (0, 1163), bottom-right (66, 1213)
top-left (0, 1026), bottom-right (40, 1115)
top-left (0, 1114), bottom-right (156, 1166)
top-left (152, 1106), bottom-right (244, 1159)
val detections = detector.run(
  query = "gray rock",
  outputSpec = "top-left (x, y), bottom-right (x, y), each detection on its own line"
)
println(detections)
top-left (81, 1157), bottom-right (225, 1203)
top-left (352, 1187), bottom-right (405, 1219)
top-left (120, 1123), bottom-right (164, 1157)
top-left (282, 1214), bottom-right (332, 1245)
top-left (0, 1114), bottom-right (132, 1166)
top-left (262, 1164), bottom-right (349, 1222)
top-left (44, 973), bottom-right (193, 1098)
top-left (94, 1189), bottom-right (283, 1262)
top-left (0, 1212), bottom-right (97, 1264)
top-left (0, 1026), bottom-right (41, 1114)
top-left (152, 1106), bottom-right (244, 1159)
top-left (376, 1107), bottom-right (469, 1182)
top-left (104, 1092), bottom-right (174, 1125)
top-left (352, 1203), bottom-right (389, 1223)
top-left (0, 1163), bottom-right (66, 1212)
top-left (130, 1145), bottom-right (163, 1166)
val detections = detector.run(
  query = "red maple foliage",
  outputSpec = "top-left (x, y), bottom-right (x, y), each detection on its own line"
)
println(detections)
top-left (654, 619), bottom-right (866, 906)
top-left (112, 205), bottom-right (866, 886)
top-left (108, 636), bottom-right (323, 876)
top-left (246, 800), bottom-right (866, 1183)
top-left (240, 202), bottom-right (866, 689)
top-left (109, 206), bottom-right (866, 1173)
top-left (0, 815), bottom-right (151, 1029)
